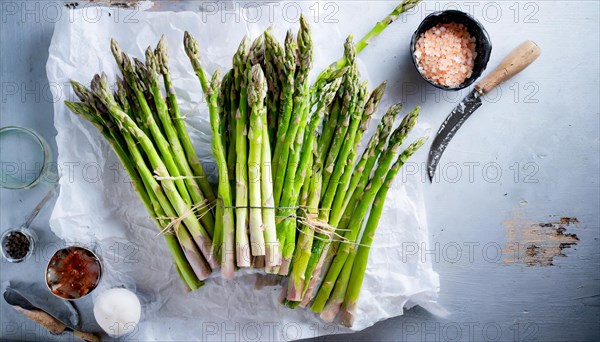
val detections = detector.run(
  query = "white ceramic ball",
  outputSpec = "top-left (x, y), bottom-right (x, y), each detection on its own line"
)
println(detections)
top-left (93, 288), bottom-right (141, 337)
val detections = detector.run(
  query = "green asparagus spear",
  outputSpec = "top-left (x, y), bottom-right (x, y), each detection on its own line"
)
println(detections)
top-left (297, 45), bottom-right (357, 297)
top-left (233, 37), bottom-right (252, 267)
top-left (318, 104), bottom-right (408, 285)
top-left (248, 65), bottom-right (267, 258)
top-left (320, 247), bottom-right (356, 322)
top-left (120, 126), bottom-right (213, 282)
top-left (276, 82), bottom-right (310, 275)
top-left (298, 151), bottom-right (313, 208)
top-left (322, 133), bottom-right (425, 323)
top-left (270, 30), bottom-right (296, 187)
top-left (310, 0), bottom-right (422, 100)
top-left (274, 16), bottom-right (313, 274)
top-left (249, 35), bottom-right (265, 67)
top-left (354, 0), bottom-right (422, 56)
top-left (258, 68), bottom-right (280, 267)
top-left (221, 69), bottom-right (236, 198)
top-left (277, 16), bottom-right (315, 271)
top-left (184, 32), bottom-right (236, 277)
top-left (212, 71), bottom-right (237, 278)
top-left (264, 29), bottom-right (284, 146)
top-left (113, 83), bottom-right (206, 289)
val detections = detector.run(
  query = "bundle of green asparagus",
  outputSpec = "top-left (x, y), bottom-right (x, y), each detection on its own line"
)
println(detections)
top-left (181, 0), bottom-right (427, 325)
top-left (65, 37), bottom-right (218, 291)
top-left (273, 28), bottom-right (428, 325)
top-left (64, 0), bottom-right (426, 327)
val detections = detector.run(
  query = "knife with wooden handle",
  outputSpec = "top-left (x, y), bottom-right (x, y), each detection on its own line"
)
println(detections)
top-left (4, 284), bottom-right (100, 342)
top-left (11, 306), bottom-right (100, 342)
top-left (427, 40), bottom-right (542, 181)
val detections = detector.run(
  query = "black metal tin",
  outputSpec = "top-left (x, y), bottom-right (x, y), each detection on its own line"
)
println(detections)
top-left (410, 10), bottom-right (492, 90)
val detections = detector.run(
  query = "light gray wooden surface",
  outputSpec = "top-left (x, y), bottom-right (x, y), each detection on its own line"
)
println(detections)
top-left (1, 1), bottom-right (598, 341)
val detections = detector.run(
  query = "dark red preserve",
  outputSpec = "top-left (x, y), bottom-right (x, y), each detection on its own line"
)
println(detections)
top-left (46, 246), bottom-right (102, 300)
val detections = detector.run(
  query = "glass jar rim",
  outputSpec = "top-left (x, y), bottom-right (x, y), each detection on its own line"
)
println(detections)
top-left (0, 126), bottom-right (52, 190)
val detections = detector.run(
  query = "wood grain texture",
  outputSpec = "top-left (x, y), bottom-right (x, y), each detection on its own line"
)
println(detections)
top-left (476, 40), bottom-right (541, 95)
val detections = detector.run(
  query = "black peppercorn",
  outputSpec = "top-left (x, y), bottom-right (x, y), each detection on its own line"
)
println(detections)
top-left (2, 231), bottom-right (31, 260)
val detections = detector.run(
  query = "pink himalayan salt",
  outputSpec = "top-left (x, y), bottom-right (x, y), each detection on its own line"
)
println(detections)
top-left (414, 22), bottom-right (477, 87)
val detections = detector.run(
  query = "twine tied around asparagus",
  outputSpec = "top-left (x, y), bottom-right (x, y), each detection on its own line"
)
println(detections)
top-left (215, 203), bottom-right (348, 244)
top-left (154, 199), bottom-right (215, 237)
top-left (295, 210), bottom-right (349, 243)
top-left (153, 170), bottom-right (207, 181)
top-left (154, 199), bottom-right (363, 247)
top-left (295, 215), bottom-right (375, 248)
top-left (154, 174), bottom-right (206, 181)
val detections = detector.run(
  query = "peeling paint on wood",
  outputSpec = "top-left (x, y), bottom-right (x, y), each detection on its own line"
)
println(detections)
top-left (503, 211), bottom-right (579, 267)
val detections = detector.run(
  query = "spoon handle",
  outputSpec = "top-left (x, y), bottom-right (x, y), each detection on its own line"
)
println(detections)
top-left (23, 185), bottom-right (56, 229)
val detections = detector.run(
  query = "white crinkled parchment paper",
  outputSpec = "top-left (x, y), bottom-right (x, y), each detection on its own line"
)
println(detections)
top-left (46, 2), bottom-right (444, 340)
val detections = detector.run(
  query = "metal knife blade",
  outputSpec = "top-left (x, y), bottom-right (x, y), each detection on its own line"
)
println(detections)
top-left (427, 89), bottom-right (483, 181)
top-left (3, 281), bottom-right (81, 330)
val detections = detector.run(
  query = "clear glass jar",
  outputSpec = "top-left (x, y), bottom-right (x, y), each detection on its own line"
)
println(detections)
top-left (0, 126), bottom-right (55, 189)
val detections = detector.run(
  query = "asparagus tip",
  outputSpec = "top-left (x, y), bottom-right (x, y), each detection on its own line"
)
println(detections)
top-left (344, 35), bottom-right (356, 64)
top-left (97, 73), bottom-right (112, 98)
top-left (285, 28), bottom-right (294, 42)
top-left (299, 14), bottom-right (310, 31)
top-left (90, 74), bottom-right (101, 93)
top-left (110, 38), bottom-right (124, 66)
top-left (183, 31), bottom-right (199, 59)
top-left (121, 51), bottom-right (132, 71)
top-left (145, 46), bottom-right (159, 74)
top-left (158, 34), bottom-right (167, 47)
top-left (389, 102), bottom-right (403, 116)
top-left (236, 36), bottom-right (251, 57)
top-left (209, 69), bottom-right (221, 95)
top-left (155, 36), bottom-right (170, 74)
top-left (374, 81), bottom-right (387, 98)
top-left (249, 35), bottom-right (265, 65)
top-left (64, 100), bottom-right (78, 113)
top-left (110, 38), bottom-right (120, 52)
top-left (389, 105), bottom-right (419, 145)
top-left (322, 77), bottom-right (343, 105)
top-left (248, 64), bottom-right (267, 105)
top-left (413, 136), bottom-right (429, 150)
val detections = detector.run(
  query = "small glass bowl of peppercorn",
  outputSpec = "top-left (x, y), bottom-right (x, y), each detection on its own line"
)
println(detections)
top-left (1, 227), bottom-right (36, 262)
